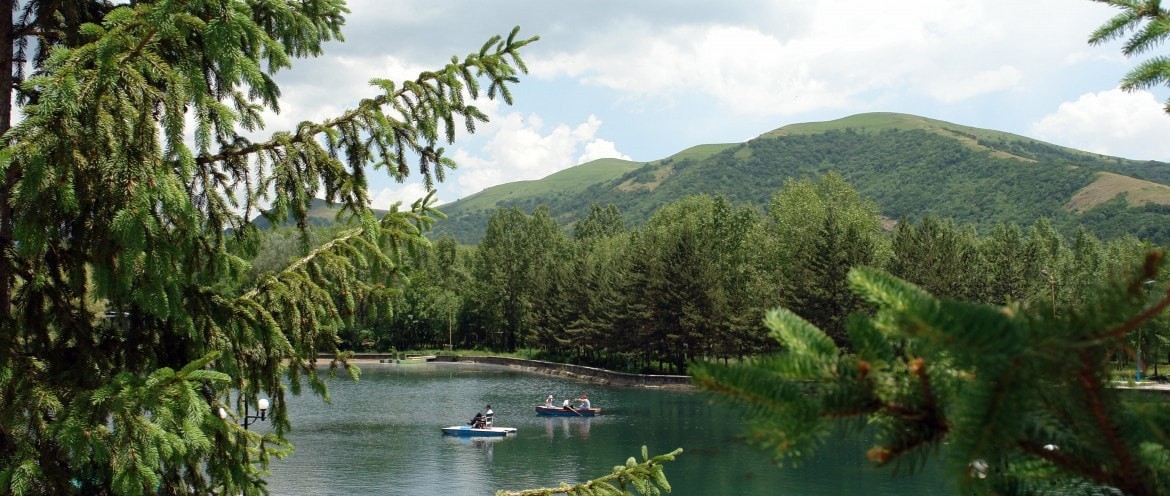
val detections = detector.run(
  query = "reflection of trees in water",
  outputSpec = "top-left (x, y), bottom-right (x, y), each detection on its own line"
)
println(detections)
top-left (542, 417), bottom-right (593, 441)
top-left (471, 439), bottom-right (494, 461)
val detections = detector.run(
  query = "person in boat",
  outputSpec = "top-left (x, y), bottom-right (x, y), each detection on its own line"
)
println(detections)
top-left (562, 399), bottom-right (571, 410)
top-left (577, 394), bottom-right (591, 410)
top-left (469, 411), bottom-right (486, 429)
top-left (544, 394), bottom-right (555, 407)
top-left (484, 405), bottom-right (494, 427)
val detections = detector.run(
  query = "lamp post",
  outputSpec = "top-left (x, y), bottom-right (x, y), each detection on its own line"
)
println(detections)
top-left (1138, 279), bottom-right (1156, 382)
top-left (218, 398), bottom-right (270, 429)
top-left (1041, 269), bottom-right (1056, 318)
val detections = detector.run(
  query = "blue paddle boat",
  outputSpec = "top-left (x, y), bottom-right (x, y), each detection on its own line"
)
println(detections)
top-left (440, 425), bottom-right (517, 437)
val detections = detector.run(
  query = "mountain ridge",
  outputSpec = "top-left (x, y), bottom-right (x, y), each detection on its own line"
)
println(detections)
top-left (408, 113), bottom-right (1170, 244)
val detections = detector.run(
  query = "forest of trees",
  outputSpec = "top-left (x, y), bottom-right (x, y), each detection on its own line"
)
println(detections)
top-left (314, 173), bottom-right (1166, 379)
top-left (431, 124), bottom-right (1170, 246)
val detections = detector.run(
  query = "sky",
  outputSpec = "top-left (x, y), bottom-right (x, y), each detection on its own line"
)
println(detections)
top-left (256, 0), bottom-right (1170, 209)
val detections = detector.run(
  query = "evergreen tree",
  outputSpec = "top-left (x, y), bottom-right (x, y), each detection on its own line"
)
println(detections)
top-left (564, 233), bottom-right (632, 365)
top-left (692, 254), bottom-right (1170, 495)
top-left (470, 206), bottom-right (568, 351)
top-left (767, 173), bottom-right (885, 347)
top-left (0, 2), bottom-right (536, 493)
top-left (573, 203), bottom-right (625, 242)
top-left (889, 215), bottom-right (985, 302)
top-left (979, 223), bottom-right (1042, 306)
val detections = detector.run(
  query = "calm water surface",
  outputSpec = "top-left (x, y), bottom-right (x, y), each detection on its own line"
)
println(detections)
top-left (261, 363), bottom-right (953, 495)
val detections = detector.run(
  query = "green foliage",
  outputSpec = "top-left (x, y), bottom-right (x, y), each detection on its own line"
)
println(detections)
top-left (429, 114), bottom-right (1170, 245)
top-left (0, 2), bottom-right (535, 493)
top-left (767, 173), bottom-right (886, 346)
top-left (693, 253), bottom-right (1170, 495)
top-left (469, 206), bottom-right (570, 351)
top-left (889, 215), bottom-right (984, 301)
top-left (1090, 0), bottom-right (1170, 113)
top-left (497, 446), bottom-right (682, 496)
top-left (573, 203), bottom-right (625, 241)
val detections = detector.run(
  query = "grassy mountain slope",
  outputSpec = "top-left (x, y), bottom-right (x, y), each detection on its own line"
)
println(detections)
top-left (251, 197), bottom-right (389, 230)
top-left (421, 112), bottom-right (1170, 244)
top-left (445, 158), bottom-right (643, 213)
top-left (432, 144), bottom-right (736, 241)
top-left (1068, 172), bottom-right (1170, 212)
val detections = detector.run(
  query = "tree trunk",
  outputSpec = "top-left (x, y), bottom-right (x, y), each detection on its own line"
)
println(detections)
top-left (1, 1), bottom-right (14, 322)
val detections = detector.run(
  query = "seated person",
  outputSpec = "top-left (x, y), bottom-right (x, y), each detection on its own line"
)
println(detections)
top-left (544, 395), bottom-right (555, 407)
top-left (469, 411), bottom-right (485, 428)
top-left (577, 394), bottom-right (591, 410)
top-left (562, 399), bottom-right (571, 410)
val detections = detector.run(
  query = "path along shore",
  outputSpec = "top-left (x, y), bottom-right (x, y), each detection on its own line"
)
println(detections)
top-left (324, 353), bottom-right (695, 390)
top-left (321, 353), bottom-right (1170, 395)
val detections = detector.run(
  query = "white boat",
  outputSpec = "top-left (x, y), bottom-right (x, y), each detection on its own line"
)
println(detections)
top-left (440, 425), bottom-right (517, 437)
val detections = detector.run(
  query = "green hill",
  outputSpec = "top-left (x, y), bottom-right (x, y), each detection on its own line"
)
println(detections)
top-left (423, 112), bottom-right (1170, 244)
top-left (250, 198), bottom-right (390, 230)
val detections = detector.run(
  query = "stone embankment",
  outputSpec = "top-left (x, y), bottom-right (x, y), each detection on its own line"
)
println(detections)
top-left (332, 353), bottom-right (694, 389)
top-left (432, 355), bottom-right (694, 389)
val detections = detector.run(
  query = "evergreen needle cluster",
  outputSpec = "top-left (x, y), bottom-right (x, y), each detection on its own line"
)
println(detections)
top-left (497, 446), bottom-right (681, 496)
top-left (0, 2), bottom-right (536, 494)
top-left (693, 254), bottom-right (1170, 495)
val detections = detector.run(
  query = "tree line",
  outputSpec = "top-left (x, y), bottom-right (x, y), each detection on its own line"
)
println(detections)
top-left (312, 172), bottom-right (1163, 376)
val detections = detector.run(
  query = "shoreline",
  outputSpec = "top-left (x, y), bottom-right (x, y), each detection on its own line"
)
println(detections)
top-left (321, 355), bottom-right (1170, 395)
top-left (330, 353), bottom-right (695, 390)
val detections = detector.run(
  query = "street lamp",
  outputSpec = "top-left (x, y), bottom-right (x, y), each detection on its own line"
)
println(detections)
top-left (1138, 279), bottom-right (1156, 382)
top-left (1041, 269), bottom-right (1056, 318)
top-left (218, 398), bottom-right (270, 429)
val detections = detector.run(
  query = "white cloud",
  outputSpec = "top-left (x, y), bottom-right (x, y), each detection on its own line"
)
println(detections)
top-left (261, 54), bottom-right (429, 139)
top-left (527, 0), bottom-right (1116, 117)
top-left (448, 113), bottom-right (629, 197)
top-left (927, 66), bottom-right (1022, 103)
top-left (369, 182), bottom-right (433, 210)
top-left (1032, 89), bottom-right (1170, 161)
top-left (196, 0), bottom-right (1144, 205)
top-left (578, 139), bottom-right (631, 163)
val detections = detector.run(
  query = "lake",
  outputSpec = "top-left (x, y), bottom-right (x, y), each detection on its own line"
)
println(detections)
top-left (261, 362), bottom-right (953, 495)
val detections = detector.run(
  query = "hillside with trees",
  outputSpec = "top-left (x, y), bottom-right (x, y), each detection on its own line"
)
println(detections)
top-left (691, 3), bottom-right (1170, 496)
top-left (430, 112), bottom-right (1170, 244)
top-left (8, 0), bottom-right (1170, 495)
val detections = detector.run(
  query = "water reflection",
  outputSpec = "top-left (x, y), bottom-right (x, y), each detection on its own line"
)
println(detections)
top-left (442, 434), bottom-right (510, 462)
top-left (264, 363), bottom-right (953, 496)
top-left (542, 417), bottom-right (592, 440)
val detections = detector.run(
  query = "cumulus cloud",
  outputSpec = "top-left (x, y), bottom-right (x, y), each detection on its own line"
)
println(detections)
top-left (527, 0), bottom-right (1115, 116)
top-left (1032, 89), bottom-right (1170, 161)
top-left (369, 182), bottom-right (434, 210)
top-left (260, 54), bottom-right (429, 139)
top-left (450, 112), bottom-right (630, 197)
top-left (579, 139), bottom-right (631, 163)
top-left (207, 0), bottom-right (1139, 207)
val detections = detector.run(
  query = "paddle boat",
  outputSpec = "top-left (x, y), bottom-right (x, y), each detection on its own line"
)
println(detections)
top-left (440, 425), bottom-right (517, 437)
top-left (535, 405), bottom-right (601, 417)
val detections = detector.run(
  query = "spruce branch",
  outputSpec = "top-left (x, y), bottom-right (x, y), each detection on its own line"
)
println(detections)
top-left (1017, 440), bottom-right (1112, 489)
top-left (1074, 349), bottom-right (1146, 493)
top-left (1105, 285), bottom-right (1170, 340)
top-left (193, 28), bottom-right (538, 182)
top-left (496, 447), bottom-right (681, 496)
